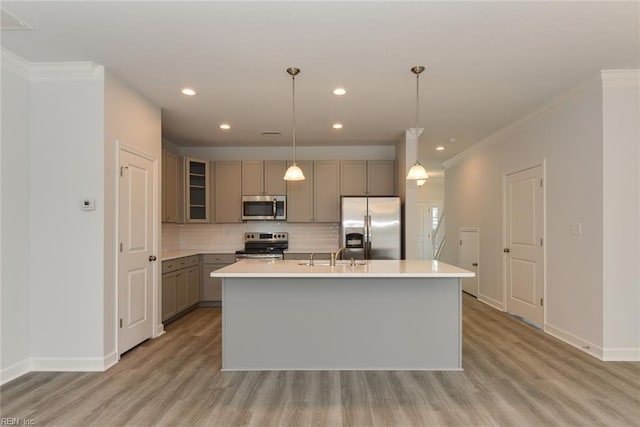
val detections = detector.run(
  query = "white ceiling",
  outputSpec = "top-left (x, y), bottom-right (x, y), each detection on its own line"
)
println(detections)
top-left (2, 1), bottom-right (638, 177)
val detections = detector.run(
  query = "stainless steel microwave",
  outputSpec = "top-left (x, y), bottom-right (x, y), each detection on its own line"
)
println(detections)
top-left (242, 195), bottom-right (286, 221)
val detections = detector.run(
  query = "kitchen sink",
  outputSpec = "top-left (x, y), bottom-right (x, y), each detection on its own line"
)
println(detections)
top-left (297, 260), bottom-right (367, 266)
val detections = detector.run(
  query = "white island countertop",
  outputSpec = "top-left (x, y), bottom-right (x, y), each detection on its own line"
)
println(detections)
top-left (211, 259), bottom-right (474, 278)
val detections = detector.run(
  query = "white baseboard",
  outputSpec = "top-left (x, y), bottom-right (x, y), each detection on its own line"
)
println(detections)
top-left (154, 323), bottom-right (165, 338)
top-left (478, 293), bottom-right (504, 311)
top-left (602, 347), bottom-right (640, 361)
top-left (545, 323), bottom-right (603, 360)
top-left (1, 358), bottom-right (32, 385)
top-left (31, 355), bottom-right (115, 372)
top-left (103, 351), bottom-right (119, 370)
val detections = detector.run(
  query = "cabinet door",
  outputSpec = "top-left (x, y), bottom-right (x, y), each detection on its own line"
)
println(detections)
top-left (313, 161), bottom-right (341, 222)
top-left (162, 272), bottom-right (177, 321)
top-left (202, 264), bottom-right (229, 301)
top-left (367, 160), bottom-right (395, 196)
top-left (186, 266), bottom-right (200, 307)
top-left (163, 150), bottom-right (184, 223)
top-left (264, 161), bottom-right (287, 195)
top-left (286, 160), bottom-right (314, 222)
top-left (175, 270), bottom-right (188, 312)
top-left (340, 160), bottom-right (367, 196)
top-left (242, 161), bottom-right (264, 195)
top-left (185, 157), bottom-right (210, 222)
top-left (215, 161), bottom-right (242, 223)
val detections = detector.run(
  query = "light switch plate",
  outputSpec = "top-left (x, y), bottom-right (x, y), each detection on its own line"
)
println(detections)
top-left (81, 199), bottom-right (96, 211)
top-left (571, 223), bottom-right (582, 236)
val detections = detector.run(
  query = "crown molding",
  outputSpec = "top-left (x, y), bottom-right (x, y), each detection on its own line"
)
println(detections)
top-left (1, 48), bottom-right (102, 81)
top-left (601, 70), bottom-right (640, 88)
top-left (30, 62), bottom-right (103, 81)
top-left (1, 48), bottom-right (31, 79)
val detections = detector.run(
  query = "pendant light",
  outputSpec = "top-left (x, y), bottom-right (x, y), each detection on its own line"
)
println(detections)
top-left (406, 65), bottom-right (429, 181)
top-left (283, 67), bottom-right (305, 181)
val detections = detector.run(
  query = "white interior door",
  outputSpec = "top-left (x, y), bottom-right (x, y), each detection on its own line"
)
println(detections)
top-left (118, 148), bottom-right (156, 354)
top-left (417, 201), bottom-right (442, 260)
top-left (505, 165), bottom-right (544, 326)
top-left (459, 228), bottom-right (479, 296)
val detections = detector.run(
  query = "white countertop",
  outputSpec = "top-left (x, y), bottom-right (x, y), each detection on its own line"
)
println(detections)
top-left (211, 259), bottom-right (474, 278)
top-left (162, 250), bottom-right (233, 261)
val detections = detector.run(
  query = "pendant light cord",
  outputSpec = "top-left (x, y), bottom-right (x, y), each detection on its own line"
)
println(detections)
top-left (292, 73), bottom-right (296, 164)
top-left (415, 70), bottom-right (419, 137)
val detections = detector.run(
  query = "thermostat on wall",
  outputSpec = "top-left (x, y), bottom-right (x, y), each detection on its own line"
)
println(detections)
top-left (81, 199), bottom-right (96, 211)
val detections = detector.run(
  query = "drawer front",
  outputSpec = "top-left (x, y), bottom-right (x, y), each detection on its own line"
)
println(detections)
top-left (162, 260), bottom-right (177, 274)
top-left (202, 254), bottom-right (236, 264)
top-left (163, 255), bottom-right (200, 273)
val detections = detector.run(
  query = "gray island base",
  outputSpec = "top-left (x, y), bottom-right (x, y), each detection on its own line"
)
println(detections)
top-left (211, 260), bottom-right (474, 371)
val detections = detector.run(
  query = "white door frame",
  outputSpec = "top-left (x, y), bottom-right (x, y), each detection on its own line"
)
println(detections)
top-left (459, 226), bottom-right (479, 297)
top-left (115, 143), bottom-right (161, 360)
top-left (502, 161), bottom-right (547, 326)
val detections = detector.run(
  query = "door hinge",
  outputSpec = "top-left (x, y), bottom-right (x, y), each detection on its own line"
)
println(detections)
top-left (119, 318), bottom-right (123, 328)
top-left (119, 242), bottom-right (123, 253)
top-left (540, 298), bottom-right (544, 307)
top-left (540, 179), bottom-right (543, 187)
top-left (540, 238), bottom-right (543, 247)
top-left (460, 240), bottom-right (463, 245)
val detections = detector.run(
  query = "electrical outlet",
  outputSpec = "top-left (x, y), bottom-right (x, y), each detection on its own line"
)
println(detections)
top-left (571, 223), bottom-right (582, 236)
top-left (81, 199), bottom-right (96, 211)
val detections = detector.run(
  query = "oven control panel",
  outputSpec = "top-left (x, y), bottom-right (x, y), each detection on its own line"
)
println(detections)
top-left (244, 232), bottom-right (288, 242)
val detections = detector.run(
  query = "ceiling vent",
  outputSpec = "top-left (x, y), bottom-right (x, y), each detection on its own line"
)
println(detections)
top-left (0, 8), bottom-right (34, 31)
top-left (261, 131), bottom-right (281, 137)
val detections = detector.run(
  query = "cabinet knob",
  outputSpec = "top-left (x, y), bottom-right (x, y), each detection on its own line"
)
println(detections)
top-left (503, 248), bottom-right (510, 253)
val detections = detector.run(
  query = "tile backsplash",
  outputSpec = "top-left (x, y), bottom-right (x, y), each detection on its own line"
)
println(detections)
top-left (162, 222), bottom-right (340, 253)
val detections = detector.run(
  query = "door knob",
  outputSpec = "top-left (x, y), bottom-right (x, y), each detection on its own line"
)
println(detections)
top-left (472, 263), bottom-right (478, 267)
top-left (503, 248), bottom-right (510, 253)
top-left (149, 255), bottom-right (157, 262)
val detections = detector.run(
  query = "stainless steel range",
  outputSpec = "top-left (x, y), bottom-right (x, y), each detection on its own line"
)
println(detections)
top-left (235, 232), bottom-right (288, 262)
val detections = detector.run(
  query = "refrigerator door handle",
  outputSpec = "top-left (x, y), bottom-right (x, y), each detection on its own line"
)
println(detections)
top-left (367, 215), bottom-right (372, 259)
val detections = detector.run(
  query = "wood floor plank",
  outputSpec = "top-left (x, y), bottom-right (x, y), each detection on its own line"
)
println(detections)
top-left (2, 296), bottom-right (639, 426)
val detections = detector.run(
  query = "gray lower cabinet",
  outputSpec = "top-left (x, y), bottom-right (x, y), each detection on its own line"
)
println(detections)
top-left (162, 255), bottom-right (200, 322)
top-left (202, 254), bottom-right (236, 302)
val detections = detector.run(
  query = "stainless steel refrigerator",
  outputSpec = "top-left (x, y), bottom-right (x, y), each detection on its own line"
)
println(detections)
top-left (340, 197), bottom-right (401, 260)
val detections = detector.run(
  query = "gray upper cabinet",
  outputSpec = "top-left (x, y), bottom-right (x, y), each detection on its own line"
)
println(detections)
top-left (340, 160), bottom-right (395, 196)
top-left (162, 149), bottom-right (184, 223)
top-left (286, 160), bottom-right (314, 222)
top-left (242, 160), bottom-right (286, 195)
top-left (185, 157), bottom-right (210, 223)
top-left (340, 160), bottom-right (368, 196)
top-left (214, 161), bottom-right (242, 223)
top-left (367, 160), bottom-right (395, 196)
top-left (241, 161), bottom-right (264, 195)
top-left (313, 160), bottom-right (341, 222)
top-left (264, 161), bottom-right (287, 194)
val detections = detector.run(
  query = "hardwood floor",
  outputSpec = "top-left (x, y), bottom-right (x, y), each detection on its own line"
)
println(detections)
top-left (2, 294), bottom-right (639, 426)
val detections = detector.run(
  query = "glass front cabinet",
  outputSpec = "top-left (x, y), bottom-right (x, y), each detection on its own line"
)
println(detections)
top-left (185, 157), bottom-right (210, 222)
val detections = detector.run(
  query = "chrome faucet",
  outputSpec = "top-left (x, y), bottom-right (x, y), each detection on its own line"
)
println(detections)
top-left (330, 247), bottom-right (346, 266)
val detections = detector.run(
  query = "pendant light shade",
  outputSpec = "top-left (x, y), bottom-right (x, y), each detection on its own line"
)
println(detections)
top-left (283, 163), bottom-right (305, 181)
top-left (284, 67), bottom-right (305, 181)
top-left (406, 65), bottom-right (428, 182)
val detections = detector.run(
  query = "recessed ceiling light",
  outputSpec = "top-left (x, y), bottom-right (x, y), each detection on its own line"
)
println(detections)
top-left (333, 88), bottom-right (347, 96)
top-left (332, 123), bottom-right (343, 129)
top-left (436, 146), bottom-right (445, 151)
top-left (181, 88), bottom-right (196, 96)
top-left (219, 123), bottom-right (231, 130)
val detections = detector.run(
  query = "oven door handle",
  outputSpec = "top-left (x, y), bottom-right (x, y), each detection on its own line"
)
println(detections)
top-left (273, 198), bottom-right (277, 219)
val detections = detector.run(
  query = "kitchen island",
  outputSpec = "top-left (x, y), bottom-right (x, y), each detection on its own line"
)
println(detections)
top-left (211, 259), bottom-right (474, 371)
